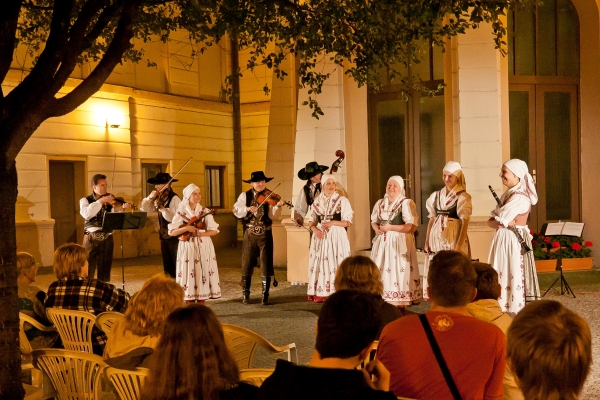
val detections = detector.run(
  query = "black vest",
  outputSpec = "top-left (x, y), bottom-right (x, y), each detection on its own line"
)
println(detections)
top-left (303, 182), bottom-right (321, 207)
top-left (84, 194), bottom-right (113, 231)
top-left (158, 190), bottom-right (180, 240)
top-left (244, 189), bottom-right (272, 227)
top-left (434, 191), bottom-right (462, 219)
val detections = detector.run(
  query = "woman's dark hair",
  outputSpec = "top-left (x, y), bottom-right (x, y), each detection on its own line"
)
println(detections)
top-left (141, 304), bottom-right (240, 400)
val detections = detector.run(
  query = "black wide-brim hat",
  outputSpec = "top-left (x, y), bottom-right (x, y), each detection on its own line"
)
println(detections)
top-left (298, 161), bottom-right (329, 180)
top-left (147, 172), bottom-right (178, 184)
top-left (243, 171), bottom-right (274, 183)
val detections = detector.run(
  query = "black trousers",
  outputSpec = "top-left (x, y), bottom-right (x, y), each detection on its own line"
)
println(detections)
top-left (241, 230), bottom-right (274, 277)
top-left (83, 233), bottom-right (114, 282)
top-left (161, 237), bottom-right (180, 278)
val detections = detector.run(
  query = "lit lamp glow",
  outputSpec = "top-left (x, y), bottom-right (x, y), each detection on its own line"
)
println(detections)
top-left (106, 110), bottom-right (125, 128)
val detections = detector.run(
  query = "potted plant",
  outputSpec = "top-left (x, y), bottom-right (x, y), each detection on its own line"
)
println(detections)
top-left (531, 232), bottom-right (593, 272)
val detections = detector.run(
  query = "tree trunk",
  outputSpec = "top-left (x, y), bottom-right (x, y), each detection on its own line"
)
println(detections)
top-left (0, 155), bottom-right (23, 399)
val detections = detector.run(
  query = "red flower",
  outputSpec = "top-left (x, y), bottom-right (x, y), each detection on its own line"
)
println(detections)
top-left (552, 241), bottom-right (560, 249)
top-left (544, 237), bottom-right (551, 243)
top-left (585, 241), bottom-right (593, 247)
top-left (571, 243), bottom-right (582, 251)
top-left (530, 230), bottom-right (534, 235)
top-left (532, 240), bottom-right (538, 246)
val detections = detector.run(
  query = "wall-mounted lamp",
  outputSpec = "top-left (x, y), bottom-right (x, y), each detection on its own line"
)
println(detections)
top-left (106, 110), bottom-right (124, 128)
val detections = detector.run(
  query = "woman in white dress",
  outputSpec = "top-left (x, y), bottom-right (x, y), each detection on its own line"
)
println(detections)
top-left (168, 184), bottom-right (221, 303)
top-left (423, 161), bottom-right (472, 300)
top-left (487, 159), bottom-right (541, 314)
top-left (370, 176), bottom-right (421, 309)
top-left (306, 174), bottom-right (353, 302)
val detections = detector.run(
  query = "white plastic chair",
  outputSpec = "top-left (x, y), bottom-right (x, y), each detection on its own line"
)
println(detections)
top-left (104, 367), bottom-right (149, 400)
top-left (96, 311), bottom-right (124, 338)
top-left (46, 308), bottom-right (97, 353)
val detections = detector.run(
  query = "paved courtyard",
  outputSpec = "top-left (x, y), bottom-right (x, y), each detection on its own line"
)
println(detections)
top-left (35, 248), bottom-right (600, 398)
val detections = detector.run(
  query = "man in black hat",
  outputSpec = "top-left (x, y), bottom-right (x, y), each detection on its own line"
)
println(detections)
top-left (233, 171), bottom-right (285, 305)
top-left (293, 161), bottom-right (329, 226)
top-left (140, 172), bottom-right (181, 278)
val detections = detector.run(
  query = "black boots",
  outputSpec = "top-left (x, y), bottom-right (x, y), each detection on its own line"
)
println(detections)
top-left (262, 276), bottom-right (271, 305)
top-left (241, 276), bottom-right (251, 304)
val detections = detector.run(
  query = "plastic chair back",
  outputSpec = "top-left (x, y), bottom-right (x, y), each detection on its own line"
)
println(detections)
top-left (96, 311), bottom-right (124, 338)
top-left (46, 308), bottom-right (96, 353)
top-left (104, 367), bottom-right (149, 400)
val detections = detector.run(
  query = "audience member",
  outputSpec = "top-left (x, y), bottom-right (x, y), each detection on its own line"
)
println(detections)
top-left (44, 243), bottom-right (129, 355)
top-left (334, 255), bottom-right (401, 336)
top-left (104, 273), bottom-right (184, 368)
top-left (17, 252), bottom-right (59, 348)
top-left (141, 304), bottom-right (258, 400)
top-left (507, 300), bottom-right (592, 400)
top-left (466, 262), bottom-right (523, 400)
top-left (377, 250), bottom-right (505, 399)
top-left (259, 290), bottom-right (396, 400)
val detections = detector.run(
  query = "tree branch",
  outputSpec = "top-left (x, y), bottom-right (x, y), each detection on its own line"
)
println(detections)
top-left (47, 0), bottom-right (139, 117)
top-left (0, 0), bottom-right (24, 90)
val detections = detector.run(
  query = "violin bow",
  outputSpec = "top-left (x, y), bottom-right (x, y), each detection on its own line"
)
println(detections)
top-left (111, 153), bottom-right (117, 193)
top-left (153, 157), bottom-right (193, 198)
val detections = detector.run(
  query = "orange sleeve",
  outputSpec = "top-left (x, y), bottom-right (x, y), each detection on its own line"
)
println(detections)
top-left (484, 330), bottom-right (507, 399)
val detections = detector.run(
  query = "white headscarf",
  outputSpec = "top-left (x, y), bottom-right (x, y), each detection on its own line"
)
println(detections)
top-left (178, 183), bottom-right (201, 213)
top-left (443, 161), bottom-right (466, 192)
top-left (504, 159), bottom-right (538, 205)
top-left (320, 173), bottom-right (336, 186)
top-left (379, 176), bottom-right (406, 219)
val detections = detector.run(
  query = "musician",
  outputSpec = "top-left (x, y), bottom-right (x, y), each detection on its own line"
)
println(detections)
top-left (487, 159), bottom-right (541, 314)
top-left (80, 174), bottom-right (131, 282)
top-left (233, 171), bottom-right (285, 305)
top-left (140, 172), bottom-right (181, 278)
top-left (293, 161), bottom-right (329, 226)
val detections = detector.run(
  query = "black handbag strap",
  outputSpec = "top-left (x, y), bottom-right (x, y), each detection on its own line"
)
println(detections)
top-left (419, 314), bottom-right (463, 400)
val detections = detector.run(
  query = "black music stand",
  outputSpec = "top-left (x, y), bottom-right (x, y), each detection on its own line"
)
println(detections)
top-left (541, 258), bottom-right (576, 298)
top-left (102, 212), bottom-right (147, 290)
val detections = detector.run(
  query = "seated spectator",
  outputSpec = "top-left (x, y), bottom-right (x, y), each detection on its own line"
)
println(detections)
top-left (466, 262), bottom-right (523, 400)
top-left (507, 300), bottom-right (592, 400)
top-left (17, 252), bottom-right (59, 348)
top-left (259, 290), bottom-right (396, 400)
top-left (104, 273), bottom-right (184, 368)
top-left (334, 255), bottom-right (401, 336)
top-left (377, 250), bottom-right (505, 400)
top-left (45, 243), bottom-right (129, 355)
top-left (141, 304), bottom-right (258, 400)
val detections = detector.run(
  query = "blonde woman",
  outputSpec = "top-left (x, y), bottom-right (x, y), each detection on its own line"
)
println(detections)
top-left (45, 243), bottom-right (129, 355)
top-left (306, 174), bottom-right (353, 302)
top-left (423, 161), bottom-right (472, 300)
top-left (104, 273), bottom-right (184, 365)
top-left (169, 184), bottom-right (221, 303)
top-left (370, 176), bottom-right (421, 310)
top-left (334, 256), bottom-right (402, 336)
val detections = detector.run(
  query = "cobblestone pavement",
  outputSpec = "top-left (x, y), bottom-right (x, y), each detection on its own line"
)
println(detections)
top-left (35, 251), bottom-right (600, 397)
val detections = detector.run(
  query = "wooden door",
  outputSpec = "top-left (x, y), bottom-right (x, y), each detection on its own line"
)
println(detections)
top-left (50, 161), bottom-right (77, 247)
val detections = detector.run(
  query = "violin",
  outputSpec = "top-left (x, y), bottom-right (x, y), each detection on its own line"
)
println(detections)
top-left (99, 193), bottom-right (138, 210)
top-left (149, 188), bottom-right (171, 209)
top-left (255, 189), bottom-right (293, 208)
top-left (179, 209), bottom-right (216, 242)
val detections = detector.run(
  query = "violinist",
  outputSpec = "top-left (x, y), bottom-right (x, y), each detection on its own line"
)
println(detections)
top-left (233, 171), bottom-right (285, 305)
top-left (140, 172), bottom-right (181, 278)
top-left (293, 161), bottom-right (329, 227)
top-left (80, 174), bottom-right (132, 282)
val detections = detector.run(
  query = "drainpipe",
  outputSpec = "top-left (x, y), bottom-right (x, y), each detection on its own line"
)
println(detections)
top-left (231, 34), bottom-right (242, 196)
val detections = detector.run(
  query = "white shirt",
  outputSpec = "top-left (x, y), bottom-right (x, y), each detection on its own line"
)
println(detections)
top-left (233, 191), bottom-right (281, 219)
top-left (79, 196), bottom-right (117, 232)
top-left (140, 193), bottom-right (181, 223)
top-left (294, 183), bottom-right (319, 219)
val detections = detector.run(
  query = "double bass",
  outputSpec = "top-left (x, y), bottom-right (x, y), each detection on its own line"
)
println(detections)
top-left (330, 150), bottom-right (348, 198)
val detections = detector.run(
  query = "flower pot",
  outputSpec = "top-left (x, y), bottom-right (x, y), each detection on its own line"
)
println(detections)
top-left (535, 259), bottom-right (558, 273)
top-left (561, 257), bottom-right (593, 271)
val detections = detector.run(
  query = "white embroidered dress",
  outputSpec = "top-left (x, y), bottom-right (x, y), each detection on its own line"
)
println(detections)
top-left (423, 188), bottom-right (472, 300)
top-left (306, 192), bottom-right (353, 299)
top-left (370, 196), bottom-right (422, 306)
top-left (488, 182), bottom-right (540, 314)
top-left (168, 204), bottom-right (221, 301)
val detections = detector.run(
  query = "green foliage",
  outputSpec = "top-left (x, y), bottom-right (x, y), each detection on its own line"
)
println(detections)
top-left (531, 232), bottom-right (593, 260)
top-left (11, 0), bottom-right (533, 119)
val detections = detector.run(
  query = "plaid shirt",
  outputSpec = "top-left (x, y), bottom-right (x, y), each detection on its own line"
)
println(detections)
top-left (45, 276), bottom-right (129, 353)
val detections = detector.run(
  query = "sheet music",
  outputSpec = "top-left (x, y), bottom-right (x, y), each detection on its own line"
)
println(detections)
top-left (561, 222), bottom-right (584, 237)
top-left (544, 222), bottom-right (564, 236)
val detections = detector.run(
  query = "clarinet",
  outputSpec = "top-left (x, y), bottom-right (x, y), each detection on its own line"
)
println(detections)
top-left (488, 185), bottom-right (531, 254)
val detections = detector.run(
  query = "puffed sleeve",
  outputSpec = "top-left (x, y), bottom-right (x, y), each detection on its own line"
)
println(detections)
top-left (402, 199), bottom-right (418, 226)
top-left (204, 213), bottom-right (219, 232)
top-left (233, 192), bottom-right (248, 218)
top-left (371, 200), bottom-right (382, 223)
top-left (425, 192), bottom-right (437, 219)
top-left (491, 193), bottom-right (531, 227)
top-left (457, 192), bottom-right (472, 221)
top-left (340, 197), bottom-right (354, 224)
top-left (168, 210), bottom-right (186, 235)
